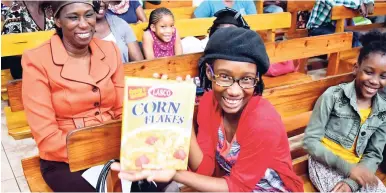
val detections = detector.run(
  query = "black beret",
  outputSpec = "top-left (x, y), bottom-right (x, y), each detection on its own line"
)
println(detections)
top-left (199, 27), bottom-right (270, 74)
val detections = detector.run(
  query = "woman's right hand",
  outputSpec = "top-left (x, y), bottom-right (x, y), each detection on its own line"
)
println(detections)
top-left (349, 165), bottom-right (378, 186)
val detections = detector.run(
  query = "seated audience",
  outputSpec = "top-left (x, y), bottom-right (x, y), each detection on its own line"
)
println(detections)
top-left (94, 0), bottom-right (143, 62)
top-left (111, 27), bottom-right (304, 192)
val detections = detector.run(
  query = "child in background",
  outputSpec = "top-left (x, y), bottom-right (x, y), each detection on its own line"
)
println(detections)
top-left (142, 7), bottom-right (182, 59)
top-left (303, 30), bottom-right (386, 192)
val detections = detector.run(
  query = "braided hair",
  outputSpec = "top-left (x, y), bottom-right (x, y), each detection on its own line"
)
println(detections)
top-left (208, 8), bottom-right (250, 37)
top-left (358, 30), bottom-right (386, 65)
top-left (144, 7), bottom-right (174, 31)
top-left (198, 59), bottom-right (265, 96)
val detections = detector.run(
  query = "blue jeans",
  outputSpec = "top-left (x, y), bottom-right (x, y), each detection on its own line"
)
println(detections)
top-left (263, 4), bottom-right (283, 13)
top-left (308, 24), bottom-right (361, 47)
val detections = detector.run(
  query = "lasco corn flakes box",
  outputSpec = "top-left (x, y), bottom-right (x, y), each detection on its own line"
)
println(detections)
top-left (121, 77), bottom-right (196, 170)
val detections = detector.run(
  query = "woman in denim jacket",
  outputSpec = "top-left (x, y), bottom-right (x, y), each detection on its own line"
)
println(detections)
top-left (304, 30), bottom-right (386, 192)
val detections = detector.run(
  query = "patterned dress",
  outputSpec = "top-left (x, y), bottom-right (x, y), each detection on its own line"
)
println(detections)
top-left (2, 1), bottom-right (54, 34)
top-left (216, 121), bottom-right (290, 192)
top-left (149, 29), bottom-right (176, 58)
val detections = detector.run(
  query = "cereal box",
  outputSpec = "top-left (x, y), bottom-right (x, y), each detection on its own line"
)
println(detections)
top-left (120, 77), bottom-right (196, 170)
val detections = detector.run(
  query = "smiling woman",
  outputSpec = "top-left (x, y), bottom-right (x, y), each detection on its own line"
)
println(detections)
top-left (21, 1), bottom-right (125, 192)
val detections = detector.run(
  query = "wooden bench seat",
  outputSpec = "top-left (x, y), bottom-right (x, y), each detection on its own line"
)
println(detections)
top-left (21, 156), bottom-right (52, 192)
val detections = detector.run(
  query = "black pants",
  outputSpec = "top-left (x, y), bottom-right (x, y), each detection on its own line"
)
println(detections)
top-left (1, 56), bottom-right (23, 79)
top-left (40, 159), bottom-right (95, 192)
top-left (40, 159), bottom-right (172, 192)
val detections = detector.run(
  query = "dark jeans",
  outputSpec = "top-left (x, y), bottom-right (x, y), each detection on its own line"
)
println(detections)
top-left (1, 56), bottom-right (22, 79)
top-left (308, 23), bottom-right (361, 47)
top-left (40, 159), bottom-right (96, 192)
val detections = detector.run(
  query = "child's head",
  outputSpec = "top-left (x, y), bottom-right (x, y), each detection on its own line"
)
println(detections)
top-left (354, 30), bottom-right (386, 100)
top-left (145, 7), bottom-right (175, 43)
top-left (208, 7), bottom-right (250, 37)
top-left (198, 27), bottom-right (270, 115)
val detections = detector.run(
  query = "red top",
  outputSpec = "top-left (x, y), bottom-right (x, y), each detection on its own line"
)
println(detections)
top-left (194, 91), bottom-right (304, 192)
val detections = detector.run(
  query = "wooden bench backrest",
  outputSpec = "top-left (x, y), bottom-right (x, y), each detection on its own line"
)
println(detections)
top-left (1, 13), bottom-right (291, 57)
top-left (144, 6), bottom-right (195, 20)
top-left (286, 0), bottom-right (315, 39)
top-left (7, 32), bottom-right (353, 112)
top-left (66, 72), bottom-right (354, 172)
top-left (332, 2), bottom-right (386, 33)
top-left (144, 1), bottom-right (192, 9)
top-left (327, 2), bottom-right (386, 76)
top-left (131, 13), bottom-right (292, 41)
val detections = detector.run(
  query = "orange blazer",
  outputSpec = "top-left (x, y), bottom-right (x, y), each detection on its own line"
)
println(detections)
top-left (22, 35), bottom-right (124, 163)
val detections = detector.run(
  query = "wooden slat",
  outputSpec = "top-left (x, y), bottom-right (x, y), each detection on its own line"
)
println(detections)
top-left (345, 23), bottom-right (384, 32)
top-left (286, 0), bottom-right (315, 12)
top-left (331, 2), bottom-right (386, 19)
top-left (144, 7), bottom-right (195, 20)
top-left (67, 120), bottom-right (122, 172)
top-left (267, 32), bottom-right (353, 63)
top-left (263, 73), bottom-right (354, 117)
top-left (144, 1), bottom-right (192, 9)
top-left (6, 32), bottom-right (352, 113)
top-left (22, 156), bottom-right (53, 192)
top-left (292, 155), bottom-right (309, 176)
top-left (283, 111), bottom-right (312, 137)
top-left (1, 69), bottom-right (13, 100)
top-left (132, 13), bottom-right (292, 41)
top-left (339, 47), bottom-right (360, 60)
top-left (7, 80), bottom-right (23, 112)
top-left (1, 30), bottom-right (54, 57)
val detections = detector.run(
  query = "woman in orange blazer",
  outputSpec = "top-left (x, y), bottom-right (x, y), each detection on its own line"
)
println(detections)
top-left (21, 1), bottom-right (124, 191)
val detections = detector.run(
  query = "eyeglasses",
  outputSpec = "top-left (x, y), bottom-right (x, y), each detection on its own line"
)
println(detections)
top-left (207, 64), bottom-right (259, 89)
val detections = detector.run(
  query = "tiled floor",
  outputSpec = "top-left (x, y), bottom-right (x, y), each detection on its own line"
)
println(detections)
top-left (1, 100), bottom-right (37, 193)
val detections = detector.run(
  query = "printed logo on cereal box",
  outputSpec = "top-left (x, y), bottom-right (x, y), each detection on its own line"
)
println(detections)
top-left (149, 87), bottom-right (173, 98)
top-left (128, 87), bottom-right (149, 100)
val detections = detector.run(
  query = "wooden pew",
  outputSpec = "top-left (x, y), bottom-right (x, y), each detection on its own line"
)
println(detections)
top-left (327, 2), bottom-right (386, 76)
top-left (144, 6), bottom-right (196, 20)
top-left (1, 13), bottom-right (291, 58)
top-left (131, 13), bottom-right (292, 42)
top-left (21, 72), bottom-right (355, 192)
top-left (286, 0), bottom-right (315, 39)
top-left (5, 32), bottom-right (354, 140)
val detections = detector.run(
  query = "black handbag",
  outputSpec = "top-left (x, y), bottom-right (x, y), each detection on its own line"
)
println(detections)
top-left (96, 159), bottom-right (158, 193)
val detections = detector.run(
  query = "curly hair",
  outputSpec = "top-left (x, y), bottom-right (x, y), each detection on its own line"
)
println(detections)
top-left (358, 30), bottom-right (386, 65)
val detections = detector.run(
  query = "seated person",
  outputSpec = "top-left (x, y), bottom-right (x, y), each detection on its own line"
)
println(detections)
top-left (112, 27), bottom-right (304, 192)
top-left (304, 31), bottom-right (386, 192)
top-left (306, 0), bottom-right (374, 47)
top-left (106, 0), bottom-right (147, 24)
top-left (21, 1), bottom-right (124, 191)
top-left (193, 0), bottom-right (256, 18)
top-left (94, 0), bottom-right (144, 62)
top-left (2, 1), bottom-right (55, 79)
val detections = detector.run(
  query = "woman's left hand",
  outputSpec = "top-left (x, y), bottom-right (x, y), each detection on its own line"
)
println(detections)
top-left (111, 162), bottom-right (176, 182)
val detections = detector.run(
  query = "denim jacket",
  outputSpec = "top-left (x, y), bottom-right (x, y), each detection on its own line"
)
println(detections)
top-left (303, 80), bottom-right (386, 191)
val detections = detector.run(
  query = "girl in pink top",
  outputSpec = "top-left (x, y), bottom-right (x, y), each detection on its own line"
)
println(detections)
top-left (142, 7), bottom-right (182, 59)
